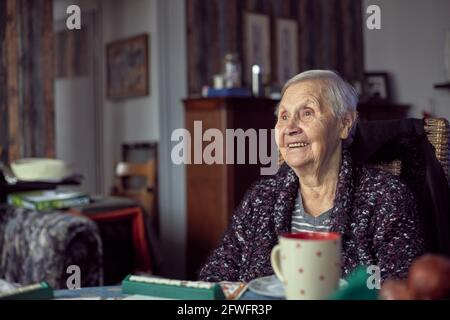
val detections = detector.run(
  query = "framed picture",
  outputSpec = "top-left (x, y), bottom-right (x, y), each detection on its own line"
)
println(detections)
top-left (276, 18), bottom-right (299, 87)
top-left (363, 72), bottom-right (391, 102)
top-left (243, 12), bottom-right (271, 86)
top-left (107, 34), bottom-right (149, 99)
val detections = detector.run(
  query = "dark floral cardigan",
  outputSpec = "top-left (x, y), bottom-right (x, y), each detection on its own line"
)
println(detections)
top-left (199, 149), bottom-right (425, 283)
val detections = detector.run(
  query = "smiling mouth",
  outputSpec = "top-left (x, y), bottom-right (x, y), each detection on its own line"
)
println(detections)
top-left (287, 142), bottom-right (310, 149)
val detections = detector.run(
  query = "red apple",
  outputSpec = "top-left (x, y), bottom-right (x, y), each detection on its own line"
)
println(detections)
top-left (379, 279), bottom-right (415, 300)
top-left (407, 254), bottom-right (450, 300)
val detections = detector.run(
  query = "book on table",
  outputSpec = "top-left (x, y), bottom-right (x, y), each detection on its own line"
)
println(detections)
top-left (7, 189), bottom-right (90, 211)
top-left (121, 274), bottom-right (248, 300)
top-left (0, 282), bottom-right (54, 300)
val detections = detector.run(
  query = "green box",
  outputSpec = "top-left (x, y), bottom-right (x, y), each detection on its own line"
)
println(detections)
top-left (0, 282), bottom-right (54, 300)
top-left (121, 275), bottom-right (225, 300)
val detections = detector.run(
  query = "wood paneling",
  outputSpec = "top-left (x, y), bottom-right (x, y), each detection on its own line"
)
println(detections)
top-left (42, 0), bottom-right (55, 158)
top-left (55, 29), bottom-right (89, 78)
top-left (187, 0), bottom-right (364, 95)
top-left (0, 0), bottom-right (8, 163)
top-left (1, 0), bottom-right (55, 163)
top-left (6, 0), bottom-right (20, 163)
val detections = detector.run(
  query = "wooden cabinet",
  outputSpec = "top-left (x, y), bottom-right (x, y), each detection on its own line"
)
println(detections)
top-left (183, 97), bottom-right (278, 279)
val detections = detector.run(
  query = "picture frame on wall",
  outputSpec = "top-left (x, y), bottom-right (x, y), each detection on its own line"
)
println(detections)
top-left (243, 12), bottom-right (271, 86)
top-left (276, 18), bottom-right (299, 87)
top-left (107, 34), bottom-right (149, 99)
top-left (363, 72), bottom-right (391, 102)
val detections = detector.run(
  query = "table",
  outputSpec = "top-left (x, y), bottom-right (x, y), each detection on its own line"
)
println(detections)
top-left (53, 286), bottom-right (277, 300)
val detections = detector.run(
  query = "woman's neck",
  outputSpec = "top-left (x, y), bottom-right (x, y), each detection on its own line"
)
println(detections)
top-left (294, 147), bottom-right (342, 216)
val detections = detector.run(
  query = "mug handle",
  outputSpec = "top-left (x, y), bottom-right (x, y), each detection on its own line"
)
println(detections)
top-left (270, 244), bottom-right (284, 283)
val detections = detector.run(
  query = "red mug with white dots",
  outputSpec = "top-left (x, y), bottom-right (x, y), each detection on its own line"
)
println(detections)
top-left (270, 231), bottom-right (342, 300)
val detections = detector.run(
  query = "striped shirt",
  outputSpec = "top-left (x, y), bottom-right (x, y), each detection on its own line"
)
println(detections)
top-left (291, 192), bottom-right (332, 233)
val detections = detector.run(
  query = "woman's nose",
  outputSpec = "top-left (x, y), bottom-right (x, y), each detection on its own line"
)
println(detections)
top-left (285, 118), bottom-right (302, 136)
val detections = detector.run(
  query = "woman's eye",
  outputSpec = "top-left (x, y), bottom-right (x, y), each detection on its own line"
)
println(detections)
top-left (281, 114), bottom-right (288, 121)
top-left (302, 110), bottom-right (314, 119)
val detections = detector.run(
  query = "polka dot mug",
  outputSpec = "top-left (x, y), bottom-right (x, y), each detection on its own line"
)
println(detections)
top-left (270, 232), bottom-right (342, 300)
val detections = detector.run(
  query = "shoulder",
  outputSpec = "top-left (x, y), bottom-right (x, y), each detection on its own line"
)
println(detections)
top-left (354, 165), bottom-right (415, 207)
top-left (358, 165), bottom-right (410, 190)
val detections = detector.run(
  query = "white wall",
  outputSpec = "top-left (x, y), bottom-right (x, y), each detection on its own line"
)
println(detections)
top-left (102, 0), bottom-right (187, 278)
top-left (54, 0), bottom-right (101, 194)
top-left (364, 0), bottom-right (450, 120)
top-left (54, 0), bottom-right (188, 278)
top-left (155, 0), bottom-right (187, 279)
top-left (55, 78), bottom-right (98, 193)
top-left (101, 0), bottom-right (160, 192)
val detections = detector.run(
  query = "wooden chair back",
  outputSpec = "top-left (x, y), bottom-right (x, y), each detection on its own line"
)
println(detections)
top-left (112, 159), bottom-right (156, 217)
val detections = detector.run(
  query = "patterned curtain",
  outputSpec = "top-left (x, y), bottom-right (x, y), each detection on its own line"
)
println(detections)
top-left (187, 0), bottom-right (364, 94)
top-left (0, 0), bottom-right (55, 164)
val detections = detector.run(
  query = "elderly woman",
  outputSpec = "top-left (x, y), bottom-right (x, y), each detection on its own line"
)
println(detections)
top-left (199, 70), bottom-right (424, 283)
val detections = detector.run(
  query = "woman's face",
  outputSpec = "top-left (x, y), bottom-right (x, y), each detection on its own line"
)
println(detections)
top-left (275, 80), bottom-right (349, 172)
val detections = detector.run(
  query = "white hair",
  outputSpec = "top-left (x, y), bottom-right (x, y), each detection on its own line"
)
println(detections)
top-left (276, 70), bottom-right (359, 145)
top-left (280, 69), bottom-right (358, 118)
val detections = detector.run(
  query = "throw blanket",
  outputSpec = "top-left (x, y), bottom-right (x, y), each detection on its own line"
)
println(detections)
top-left (0, 205), bottom-right (103, 289)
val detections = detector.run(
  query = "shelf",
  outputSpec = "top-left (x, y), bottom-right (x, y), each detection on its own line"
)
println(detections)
top-left (434, 82), bottom-right (450, 89)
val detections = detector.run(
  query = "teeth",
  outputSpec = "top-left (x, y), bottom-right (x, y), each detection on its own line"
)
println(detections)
top-left (288, 142), bottom-right (309, 148)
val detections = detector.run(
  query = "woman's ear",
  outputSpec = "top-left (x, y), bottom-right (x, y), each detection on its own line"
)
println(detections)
top-left (339, 111), bottom-right (357, 140)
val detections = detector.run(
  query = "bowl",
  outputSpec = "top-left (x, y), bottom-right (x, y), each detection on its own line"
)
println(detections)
top-left (10, 158), bottom-right (68, 181)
